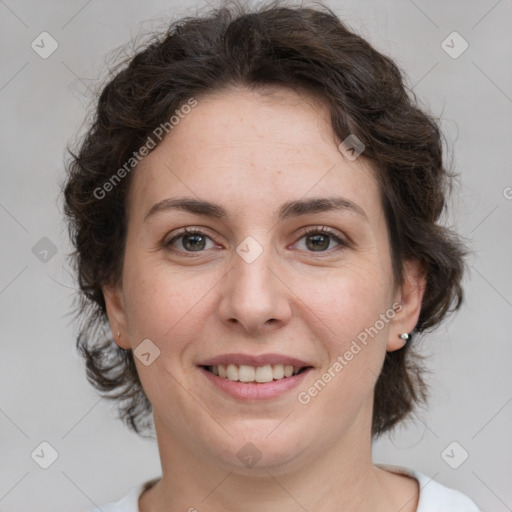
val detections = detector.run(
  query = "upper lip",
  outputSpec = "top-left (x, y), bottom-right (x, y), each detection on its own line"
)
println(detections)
top-left (197, 353), bottom-right (312, 368)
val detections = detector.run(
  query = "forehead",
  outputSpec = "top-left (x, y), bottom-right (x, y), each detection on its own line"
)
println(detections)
top-left (127, 86), bottom-right (380, 221)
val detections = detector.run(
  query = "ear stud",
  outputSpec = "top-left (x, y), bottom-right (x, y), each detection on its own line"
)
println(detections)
top-left (398, 333), bottom-right (411, 341)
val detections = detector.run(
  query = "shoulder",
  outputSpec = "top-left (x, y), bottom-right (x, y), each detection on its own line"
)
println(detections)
top-left (414, 470), bottom-right (481, 512)
top-left (83, 484), bottom-right (142, 512)
top-left (376, 464), bottom-right (482, 512)
top-left (83, 478), bottom-right (159, 512)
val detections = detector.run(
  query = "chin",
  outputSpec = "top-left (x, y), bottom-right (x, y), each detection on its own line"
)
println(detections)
top-left (206, 425), bottom-right (308, 473)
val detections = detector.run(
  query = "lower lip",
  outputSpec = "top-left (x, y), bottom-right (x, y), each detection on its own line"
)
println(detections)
top-left (198, 366), bottom-right (312, 400)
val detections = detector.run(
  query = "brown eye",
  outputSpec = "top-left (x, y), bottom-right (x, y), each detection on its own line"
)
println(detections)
top-left (305, 233), bottom-right (331, 251)
top-left (296, 227), bottom-right (348, 253)
top-left (165, 229), bottom-right (215, 253)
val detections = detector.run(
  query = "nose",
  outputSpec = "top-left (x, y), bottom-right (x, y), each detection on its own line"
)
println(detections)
top-left (217, 241), bottom-right (292, 336)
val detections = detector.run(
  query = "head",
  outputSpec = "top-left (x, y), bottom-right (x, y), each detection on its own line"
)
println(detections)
top-left (63, 0), bottom-right (466, 464)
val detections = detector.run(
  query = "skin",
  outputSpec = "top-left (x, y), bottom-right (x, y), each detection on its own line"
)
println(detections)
top-left (103, 85), bottom-right (426, 512)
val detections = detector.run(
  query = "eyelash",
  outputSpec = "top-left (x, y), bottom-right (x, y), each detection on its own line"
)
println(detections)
top-left (164, 226), bottom-right (349, 257)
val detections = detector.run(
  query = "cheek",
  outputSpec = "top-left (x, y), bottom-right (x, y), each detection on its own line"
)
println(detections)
top-left (294, 275), bottom-right (392, 430)
top-left (299, 261), bottom-right (394, 342)
top-left (294, 265), bottom-right (393, 397)
top-left (122, 251), bottom-right (221, 368)
top-left (121, 260), bottom-right (213, 415)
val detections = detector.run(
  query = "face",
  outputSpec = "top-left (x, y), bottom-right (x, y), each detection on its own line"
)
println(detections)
top-left (104, 86), bottom-right (424, 472)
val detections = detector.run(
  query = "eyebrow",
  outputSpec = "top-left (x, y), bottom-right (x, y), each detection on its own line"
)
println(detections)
top-left (144, 196), bottom-right (368, 222)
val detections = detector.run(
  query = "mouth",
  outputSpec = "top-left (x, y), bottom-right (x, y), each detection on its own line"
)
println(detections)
top-left (196, 353), bottom-right (314, 400)
top-left (200, 363), bottom-right (311, 383)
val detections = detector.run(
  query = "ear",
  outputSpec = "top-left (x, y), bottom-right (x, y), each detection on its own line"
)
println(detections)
top-left (102, 283), bottom-right (131, 350)
top-left (387, 259), bottom-right (426, 352)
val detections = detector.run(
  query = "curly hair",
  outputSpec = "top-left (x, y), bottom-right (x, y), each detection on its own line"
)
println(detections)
top-left (63, 0), bottom-right (467, 439)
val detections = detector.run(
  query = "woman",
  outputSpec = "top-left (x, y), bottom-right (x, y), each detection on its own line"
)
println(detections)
top-left (63, 1), bottom-right (481, 510)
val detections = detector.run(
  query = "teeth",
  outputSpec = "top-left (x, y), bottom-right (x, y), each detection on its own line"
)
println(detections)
top-left (273, 364), bottom-right (284, 379)
top-left (226, 364), bottom-right (239, 381)
top-left (239, 365), bottom-right (255, 382)
top-left (208, 363), bottom-right (305, 382)
top-left (255, 365), bottom-right (273, 383)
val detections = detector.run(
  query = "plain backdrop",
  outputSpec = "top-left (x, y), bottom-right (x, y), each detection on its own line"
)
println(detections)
top-left (1, 0), bottom-right (511, 510)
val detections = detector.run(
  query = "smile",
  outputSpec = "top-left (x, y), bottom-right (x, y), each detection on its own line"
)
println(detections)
top-left (202, 363), bottom-right (308, 382)
top-left (198, 365), bottom-right (313, 400)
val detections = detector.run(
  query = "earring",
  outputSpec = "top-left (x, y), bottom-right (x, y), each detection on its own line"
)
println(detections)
top-left (398, 333), bottom-right (411, 342)
top-left (117, 330), bottom-right (121, 338)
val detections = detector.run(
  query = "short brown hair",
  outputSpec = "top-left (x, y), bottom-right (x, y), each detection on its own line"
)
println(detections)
top-left (63, 0), bottom-right (466, 438)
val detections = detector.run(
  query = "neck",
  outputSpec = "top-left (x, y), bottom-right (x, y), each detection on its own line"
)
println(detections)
top-left (139, 406), bottom-right (418, 512)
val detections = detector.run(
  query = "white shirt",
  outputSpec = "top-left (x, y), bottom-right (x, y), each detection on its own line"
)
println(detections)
top-left (85, 464), bottom-right (481, 511)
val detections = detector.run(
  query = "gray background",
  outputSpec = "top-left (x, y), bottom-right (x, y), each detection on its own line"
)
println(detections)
top-left (1, 0), bottom-right (511, 510)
